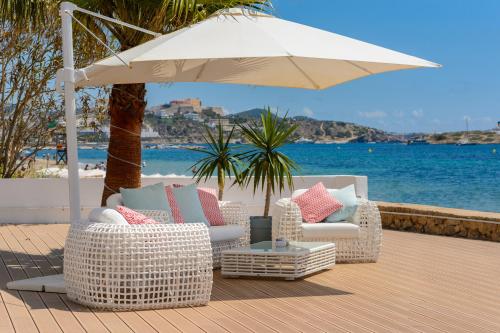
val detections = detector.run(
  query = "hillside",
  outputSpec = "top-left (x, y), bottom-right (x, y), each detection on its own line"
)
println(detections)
top-left (143, 108), bottom-right (403, 143)
top-left (424, 130), bottom-right (500, 144)
top-left (228, 108), bottom-right (402, 143)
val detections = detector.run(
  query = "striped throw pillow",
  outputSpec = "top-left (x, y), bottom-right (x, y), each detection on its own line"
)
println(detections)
top-left (291, 182), bottom-right (343, 223)
top-left (165, 186), bottom-right (185, 224)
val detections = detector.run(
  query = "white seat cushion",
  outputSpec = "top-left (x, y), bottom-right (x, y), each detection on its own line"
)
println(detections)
top-left (301, 222), bottom-right (360, 239)
top-left (89, 207), bottom-right (128, 225)
top-left (209, 225), bottom-right (245, 242)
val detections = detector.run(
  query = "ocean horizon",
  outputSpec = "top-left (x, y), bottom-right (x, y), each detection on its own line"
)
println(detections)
top-left (37, 143), bottom-right (500, 213)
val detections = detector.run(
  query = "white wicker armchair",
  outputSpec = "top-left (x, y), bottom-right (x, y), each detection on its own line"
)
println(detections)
top-left (213, 201), bottom-right (250, 268)
top-left (64, 222), bottom-right (213, 310)
top-left (273, 198), bottom-right (382, 263)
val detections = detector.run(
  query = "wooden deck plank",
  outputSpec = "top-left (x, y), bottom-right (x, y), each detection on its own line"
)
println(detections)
top-left (1, 225), bottom-right (500, 333)
top-left (135, 310), bottom-right (181, 333)
top-left (191, 304), bottom-right (255, 333)
top-left (0, 226), bottom-right (85, 333)
top-left (210, 288), bottom-right (303, 333)
top-left (202, 299), bottom-right (278, 333)
top-left (175, 307), bottom-right (229, 333)
top-left (213, 279), bottom-right (333, 333)
top-left (327, 265), bottom-right (500, 332)
top-left (0, 228), bottom-right (59, 333)
top-left (154, 308), bottom-right (205, 333)
top-left (11, 225), bottom-right (112, 333)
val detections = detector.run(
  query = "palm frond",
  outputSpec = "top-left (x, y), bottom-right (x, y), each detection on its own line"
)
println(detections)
top-left (186, 118), bottom-right (245, 199)
top-left (238, 107), bottom-right (298, 216)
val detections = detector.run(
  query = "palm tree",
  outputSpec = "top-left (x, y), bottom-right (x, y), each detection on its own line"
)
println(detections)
top-left (189, 119), bottom-right (243, 200)
top-left (0, 0), bottom-right (271, 205)
top-left (239, 107), bottom-right (298, 217)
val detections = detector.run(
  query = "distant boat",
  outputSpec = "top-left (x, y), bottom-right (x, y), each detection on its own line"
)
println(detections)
top-left (456, 118), bottom-right (477, 146)
top-left (295, 137), bottom-right (315, 144)
top-left (456, 138), bottom-right (477, 146)
top-left (407, 139), bottom-right (429, 145)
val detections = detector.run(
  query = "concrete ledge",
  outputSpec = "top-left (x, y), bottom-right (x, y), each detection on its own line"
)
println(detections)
top-left (377, 201), bottom-right (500, 242)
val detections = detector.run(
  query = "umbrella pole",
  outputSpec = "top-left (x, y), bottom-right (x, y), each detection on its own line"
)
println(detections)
top-left (60, 2), bottom-right (81, 223)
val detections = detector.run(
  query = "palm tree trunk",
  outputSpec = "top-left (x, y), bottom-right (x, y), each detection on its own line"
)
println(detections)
top-left (217, 164), bottom-right (224, 200)
top-left (264, 177), bottom-right (272, 217)
top-left (101, 83), bottom-right (146, 206)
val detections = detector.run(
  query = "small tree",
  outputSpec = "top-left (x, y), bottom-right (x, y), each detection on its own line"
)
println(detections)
top-left (189, 119), bottom-right (244, 200)
top-left (239, 108), bottom-right (298, 217)
top-left (0, 15), bottom-right (108, 178)
top-left (0, 21), bottom-right (64, 178)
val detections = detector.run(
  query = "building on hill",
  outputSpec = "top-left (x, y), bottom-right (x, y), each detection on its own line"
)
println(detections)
top-left (158, 111), bottom-right (172, 119)
top-left (202, 106), bottom-right (224, 116)
top-left (170, 98), bottom-right (202, 113)
top-left (184, 112), bottom-right (202, 122)
top-left (170, 98), bottom-right (201, 107)
top-left (147, 99), bottom-right (223, 119)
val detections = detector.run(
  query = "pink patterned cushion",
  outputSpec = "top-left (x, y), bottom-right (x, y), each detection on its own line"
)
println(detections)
top-left (116, 205), bottom-right (160, 225)
top-left (291, 182), bottom-right (343, 223)
top-left (165, 186), bottom-right (185, 224)
top-left (173, 184), bottom-right (225, 226)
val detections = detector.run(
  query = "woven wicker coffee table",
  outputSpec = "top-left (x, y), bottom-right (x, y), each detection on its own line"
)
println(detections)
top-left (221, 241), bottom-right (335, 280)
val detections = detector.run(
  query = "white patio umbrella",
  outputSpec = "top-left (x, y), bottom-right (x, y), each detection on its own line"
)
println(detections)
top-left (8, 2), bottom-right (440, 293)
top-left (57, 3), bottom-right (440, 223)
top-left (74, 8), bottom-right (439, 90)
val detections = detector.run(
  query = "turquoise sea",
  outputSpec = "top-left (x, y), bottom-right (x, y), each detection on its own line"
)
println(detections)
top-left (40, 143), bottom-right (500, 213)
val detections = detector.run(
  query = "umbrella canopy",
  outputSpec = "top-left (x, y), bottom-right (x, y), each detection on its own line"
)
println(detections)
top-left (75, 8), bottom-right (439, 90)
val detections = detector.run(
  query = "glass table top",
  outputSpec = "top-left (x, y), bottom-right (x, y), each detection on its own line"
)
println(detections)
top-left (227, 241), bottom-right (334, 255)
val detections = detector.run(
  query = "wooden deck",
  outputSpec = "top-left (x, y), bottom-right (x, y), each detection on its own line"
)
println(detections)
top-left (0, 224), bottom-right (499, 333)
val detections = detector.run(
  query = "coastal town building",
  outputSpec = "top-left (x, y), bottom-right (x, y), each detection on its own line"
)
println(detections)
top-left (147, 98), bottom-right (224, 118)
top-left (184, 112), bottom-right (202, 122)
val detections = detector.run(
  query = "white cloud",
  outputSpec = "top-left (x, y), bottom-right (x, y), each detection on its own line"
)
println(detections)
top-left (303, 107), bottom-right (314, 117)
top-left (411, 109), bottom-right (424, 118)
top-left (463, 115), bottom-right (471, 121)
top-left (358, 110), bottom-right (387, 119)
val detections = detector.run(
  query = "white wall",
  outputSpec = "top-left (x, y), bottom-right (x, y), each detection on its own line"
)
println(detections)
top-left (0, 175), bottom-right (367, 223)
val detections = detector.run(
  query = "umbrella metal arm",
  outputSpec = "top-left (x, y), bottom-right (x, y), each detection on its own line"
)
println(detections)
top-left (62, 2), bottom-right (161, 38)
top-left (59, 1), bottom-right (161, 224)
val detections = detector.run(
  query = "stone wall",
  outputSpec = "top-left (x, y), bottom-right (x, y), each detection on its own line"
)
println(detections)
top-left (377, 202), bottom-right (500, 242)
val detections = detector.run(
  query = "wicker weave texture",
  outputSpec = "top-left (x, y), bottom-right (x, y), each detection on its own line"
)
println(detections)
top-left (64, 222), bottom-right (213, 310)
top-left (222, 244), bottom-right (335, 280)
top-left (273, 198), bottom-right (382, 263)
top-left (212, 201), bottom-right (250, 268)
top-left (106, 194), bottom-right (250, 269)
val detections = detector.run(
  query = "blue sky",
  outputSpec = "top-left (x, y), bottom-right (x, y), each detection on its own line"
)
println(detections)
top-left (146, 0), bottom-right (500, 133)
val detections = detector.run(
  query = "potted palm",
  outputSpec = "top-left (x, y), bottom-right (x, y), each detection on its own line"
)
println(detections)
top-left (188, 118), bottom-right (243, 200)
top-left (239, 107), bottom-right (298, 243)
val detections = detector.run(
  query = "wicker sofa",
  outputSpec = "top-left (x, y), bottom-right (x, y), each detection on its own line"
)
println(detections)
top-left (106, 193), bottom-right (250, 268)
top-left (273, 197), bottom-right (382, 263)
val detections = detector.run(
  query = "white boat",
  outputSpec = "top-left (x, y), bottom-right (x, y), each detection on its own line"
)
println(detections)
top-left (295, 137), bottom-right (315, 144)
top-left (456, 118), bottom-right (477, 146)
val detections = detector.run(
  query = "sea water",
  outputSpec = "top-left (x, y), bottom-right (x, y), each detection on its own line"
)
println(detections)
top-left (39, 143), bottom-right (500, 213)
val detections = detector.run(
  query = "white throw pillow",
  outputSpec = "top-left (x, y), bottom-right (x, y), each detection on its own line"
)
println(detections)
top-left (89, 207), bottom-right (128, 225)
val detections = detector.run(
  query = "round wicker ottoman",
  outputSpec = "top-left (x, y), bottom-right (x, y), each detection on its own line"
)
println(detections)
top-left (64, 222), bottom-right (213, 311)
